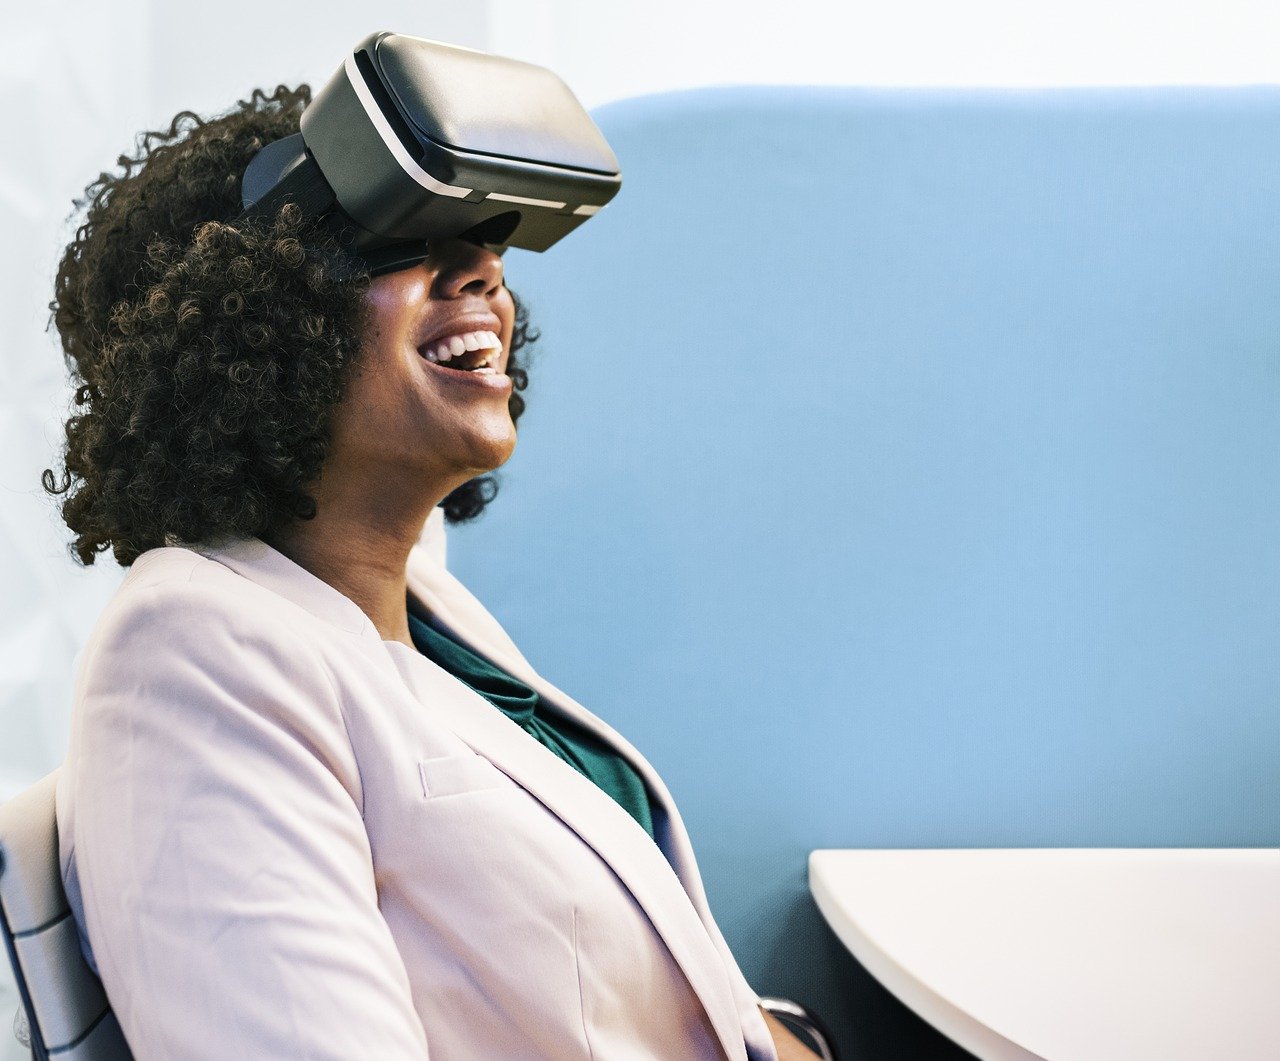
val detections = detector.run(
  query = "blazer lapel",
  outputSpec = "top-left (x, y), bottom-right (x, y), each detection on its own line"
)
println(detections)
top-left (399, 550), bottom-right (748, 1061)
top-left (403, 543), bottom-right (722, 917)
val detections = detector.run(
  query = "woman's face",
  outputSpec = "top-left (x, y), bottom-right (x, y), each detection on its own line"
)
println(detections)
top-left (328, 237), bottom-right (519, 492)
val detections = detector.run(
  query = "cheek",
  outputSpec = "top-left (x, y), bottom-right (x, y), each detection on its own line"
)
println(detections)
top-left (366, 269), bottom-right (428, 312)
top-left (361, 273), bottom-right (424, 356)
top-left (339, 347), bottom-right (414, 429)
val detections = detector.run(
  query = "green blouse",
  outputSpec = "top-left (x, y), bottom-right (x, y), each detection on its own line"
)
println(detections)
top-left (406, 598), bottom-right (656, 842)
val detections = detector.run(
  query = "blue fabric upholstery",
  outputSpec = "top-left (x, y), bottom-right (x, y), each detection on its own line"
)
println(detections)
top-left (452, 86), bottom-right (1280, 1055)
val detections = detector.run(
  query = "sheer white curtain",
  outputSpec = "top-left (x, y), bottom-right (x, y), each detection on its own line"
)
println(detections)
top-left (0, 4), bottom-right (152, 804)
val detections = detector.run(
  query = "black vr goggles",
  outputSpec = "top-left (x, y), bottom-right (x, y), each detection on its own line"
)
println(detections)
top-left (239, 31), bottom-right (622, 275)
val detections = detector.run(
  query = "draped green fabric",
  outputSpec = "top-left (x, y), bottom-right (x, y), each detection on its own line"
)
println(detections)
top-left (407, 599), bottom-right (656, 841)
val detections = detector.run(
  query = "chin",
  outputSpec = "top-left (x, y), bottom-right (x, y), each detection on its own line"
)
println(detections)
top-left (470, 424), bottom-right (518, 472)
top-left (487, 434), bottom-right (519, 470)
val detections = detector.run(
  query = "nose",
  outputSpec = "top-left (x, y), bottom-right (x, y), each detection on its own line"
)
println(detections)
top-left (432, 238), bottom-right (505, 299)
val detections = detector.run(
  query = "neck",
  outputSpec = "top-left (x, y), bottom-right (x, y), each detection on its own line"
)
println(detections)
top-left (262, 464), bottom-right (455, 648)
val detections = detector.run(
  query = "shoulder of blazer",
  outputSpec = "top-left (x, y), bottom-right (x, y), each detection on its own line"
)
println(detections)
top-left (102, 546), bottom-right (336, 640)
top-left (81, 545), bottom-right (365, 705)
top-left (76, 545), bottom-right (366, 811)
top-left (91, 545), bottom-right (341, 664)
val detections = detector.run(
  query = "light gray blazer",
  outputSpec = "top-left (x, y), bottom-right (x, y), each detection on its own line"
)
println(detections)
top-left (56, 507), bottom-right (777, 1059)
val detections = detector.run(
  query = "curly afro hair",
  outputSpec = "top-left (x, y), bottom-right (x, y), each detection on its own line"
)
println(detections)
top-left (43, 84), bottom-right (537, 567)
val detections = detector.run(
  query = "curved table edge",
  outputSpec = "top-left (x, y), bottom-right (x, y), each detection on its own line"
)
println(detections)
top-left (808, 849), bottom-right (1046, 1061)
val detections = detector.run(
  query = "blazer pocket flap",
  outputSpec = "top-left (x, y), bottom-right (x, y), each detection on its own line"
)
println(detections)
top-left (418, 753), bottom-right (513, 800)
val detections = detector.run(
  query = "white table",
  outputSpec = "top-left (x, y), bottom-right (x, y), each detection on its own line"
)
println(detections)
top-left (809, 848), bottom-right (1280, 1061)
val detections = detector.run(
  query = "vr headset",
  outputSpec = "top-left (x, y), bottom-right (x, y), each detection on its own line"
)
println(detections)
top-left (239, 31), bottom-right (622, 275)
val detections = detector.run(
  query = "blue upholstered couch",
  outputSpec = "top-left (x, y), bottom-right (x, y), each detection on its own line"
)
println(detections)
top-left (449, 86), bottom-right (1280, 1057)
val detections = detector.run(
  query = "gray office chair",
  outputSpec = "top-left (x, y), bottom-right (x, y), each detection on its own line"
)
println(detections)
top-left (3, 769), bottom-right (835, 1061)
top-left (0, 770), bottom-right (130, 1060)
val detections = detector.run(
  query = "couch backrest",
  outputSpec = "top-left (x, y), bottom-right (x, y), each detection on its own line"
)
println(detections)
top-left (450, 86), bottom-right (1280, 1051)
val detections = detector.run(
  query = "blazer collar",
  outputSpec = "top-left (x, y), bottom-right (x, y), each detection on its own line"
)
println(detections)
top-left (192, 535), bottom-right (381, 640)
top-left (188, 504), bottom-right (453, 642)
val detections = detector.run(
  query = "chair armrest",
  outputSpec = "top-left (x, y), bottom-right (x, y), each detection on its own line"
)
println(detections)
top-left (758, 996), bottom-right (839, 1061)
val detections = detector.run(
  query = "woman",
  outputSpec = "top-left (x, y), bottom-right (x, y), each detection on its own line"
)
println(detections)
top-left (46, 85), bottom-right (815, 1059)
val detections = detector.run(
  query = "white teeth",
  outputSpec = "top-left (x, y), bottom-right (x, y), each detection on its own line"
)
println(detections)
top-left (422, 329), bottom-right (505, 363)
top-left (468, 330), bottom-right (501, 351)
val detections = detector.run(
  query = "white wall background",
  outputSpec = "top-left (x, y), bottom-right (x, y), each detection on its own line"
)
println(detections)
top-left (3, 0), bottom-right (1280, 1051)
top-left (489, 0), bottom-right (1280, 100)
